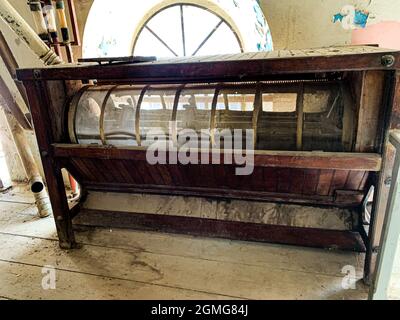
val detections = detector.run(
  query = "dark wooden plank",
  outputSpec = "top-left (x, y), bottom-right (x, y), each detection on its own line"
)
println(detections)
top-left (302, 169), bottom-right (320, 195)
top-left (74, 209), bottom-right (366, 252)
top-left (213, 165), bottom-right (227, 188)
top-left (263, 167), bottom-right (278, 192)
top-left (133, 161), bottom-right (155, 185)
top-left (289, 168), bottom-right (305, 194)
top-left (113, 160), bottom-right (134, 184)
top-left (123, 160), bottom-right (144, 184)
top-left (23, 81), bottom-right (76, 248)
top-left (155, 165), bottom-right (174, 186)
top-left (53, 144), bottom-right (382, 171)
top-left (249, 166), bottom-right (265, 191)
top-left (345, 171), bottom-right (367, 190)
top-left (277, 168), bottom-right (291, 193)
top-left (98, 159), bottom-right (119, 183)
top-left (85, 159), bottom-right (110, 183)
top-left (329, 170), bottom-right (349, 196)
top-left (355, 71), bottom-right (385, 152)
top-left (17, 49), bottom-right (400, 82)
top-left (70, 158), bottom-right (96, 181)
top-left (144, 162), bottom-right (165, 185)
top-left (316, 169), bottom-right (334, 196)
top-left (364, 73), bottom-right (400, 283)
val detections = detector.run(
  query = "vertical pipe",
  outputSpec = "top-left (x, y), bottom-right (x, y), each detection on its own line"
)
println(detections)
top-left (0, 0), bottom-right (62, 65)
top-left (3, 109), bottom-right (52, 218)
top-left (56, 0), bottom-right (74, 62)
top-left (43, 0), bottom-right (61, 56)
top-left (27, 1), bottom-right (49, 42)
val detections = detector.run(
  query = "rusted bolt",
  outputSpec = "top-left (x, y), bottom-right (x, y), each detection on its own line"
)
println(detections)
top-left (384, 177), bottom-right (392, 186)
top-left (33, 69), bottom-right (42, 79)
top-left (381, 55), bottom-right (395, 68)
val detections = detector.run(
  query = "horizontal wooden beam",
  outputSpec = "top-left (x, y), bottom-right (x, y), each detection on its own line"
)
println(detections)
top-left (53, 143), bottom-right (382, 171)
top-left (17, 50), bottom-right (400, 82)
top-left (73, 209), bottom-right (366, 252)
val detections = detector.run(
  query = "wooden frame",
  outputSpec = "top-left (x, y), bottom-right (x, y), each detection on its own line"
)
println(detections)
top-left (370, 130), bottom-right (400, 299)
top-left (17, 47), bottom-right (400, 283)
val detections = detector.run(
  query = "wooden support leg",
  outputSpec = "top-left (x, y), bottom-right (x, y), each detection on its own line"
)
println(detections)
top-left (45, 159), bottom-right (76, 249)
top-left (23, 80), bottom-right (76, 249)
top-left (364, 138), bottom-right (396, 284)
top-left (370, 131), bottom-right (400, 299)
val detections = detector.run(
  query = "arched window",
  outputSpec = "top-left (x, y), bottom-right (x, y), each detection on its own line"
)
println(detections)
top-left (83, 0), bottom-right (273, 58)
top-left (133, 4), bottom-right (243, 57)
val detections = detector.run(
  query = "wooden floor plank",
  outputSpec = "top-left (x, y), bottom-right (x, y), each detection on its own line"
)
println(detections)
top-left (0, 185), bottom-right (370, 300)
top-left (0, 261), bottom-right (228, 300)
top-left (0, 233), bottom-right (368, 299)
top-left (0, 235), bottom-right (366, 299)
top-left (0, 202), bottom-right (365, 277)
top-left (0, 184), bottom-right (34, 204)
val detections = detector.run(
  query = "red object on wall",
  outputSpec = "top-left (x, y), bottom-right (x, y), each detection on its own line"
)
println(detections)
top-left (352, 21), bottom-right (400, 50)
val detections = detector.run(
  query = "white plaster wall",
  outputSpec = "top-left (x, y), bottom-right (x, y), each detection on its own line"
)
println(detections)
top-left (260, 0), bottom-right (400, 50)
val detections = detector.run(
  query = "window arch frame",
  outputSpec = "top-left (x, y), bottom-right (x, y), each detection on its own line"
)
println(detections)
top-left (130, 1), bottom-right (245, 57)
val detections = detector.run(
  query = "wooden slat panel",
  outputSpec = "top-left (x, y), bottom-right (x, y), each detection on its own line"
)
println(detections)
top-left (316, 170), bottom-right (335, 196)
top-left (144, 163), bottom-right (165, 185)
top-left (113, 160), bottom-right (136, 184)
top-left (213, 165), bottom-right (227, 188)
top-left (167, 164), bottom-right (189, 186)
top-left (329, 170), bottom-right (350, 196)
top-left (302, 169), bottom-right (320, 195)
top-left (111, 160), bottom-right (132, 184)
top-left (277, 168), bottom-right (291, 193)
top-left (249, 166), bottom-right (266, 191)
top-left (221, 165), bottom-right (238, 189)
top-left (134, 161), bottom-right (156, 185)
top-left (199, 165), bottom-right (218, 189)
top-left (355, 71), bottom-right (385, 152)
top-left (345, 171), bottom-right (367, 190)
top-left (155, 165), bottom-right (174, 185)
top-left (289, 168), bottom-right (305, 194)
top-left (70, 158), bottom-right (96, 181)
top-left (123, 160), bottom-right (144, 185)
top-left (99, 159), bottom-right (121, 183)
top-left (263, 167), bottom-right (278, 192)
top-left (358, 171), bottom-right (370, 191)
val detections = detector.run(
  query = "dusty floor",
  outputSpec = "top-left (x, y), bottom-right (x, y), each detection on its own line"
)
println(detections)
top-left (0, 184), bottom-right (374, 300)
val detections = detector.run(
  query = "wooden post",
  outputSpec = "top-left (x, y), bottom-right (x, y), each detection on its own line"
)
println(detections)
top-left (23, 80), bottom-right (75, 248)
top-left (370, 130), bottom-right (400, 299)
top-left (364, 72), bottom-right (400, 283)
